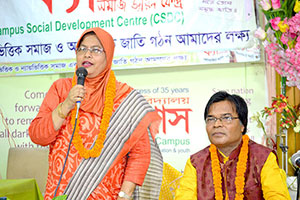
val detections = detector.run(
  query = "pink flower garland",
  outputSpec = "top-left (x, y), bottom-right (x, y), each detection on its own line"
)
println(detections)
top-left (263, 13), bottom-right (300, 89)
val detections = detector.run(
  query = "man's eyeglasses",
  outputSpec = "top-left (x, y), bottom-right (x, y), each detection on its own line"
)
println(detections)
top-left (205, 115), bottom-right (239, 125)
top-left (76, 46), bottom-right (104, 56)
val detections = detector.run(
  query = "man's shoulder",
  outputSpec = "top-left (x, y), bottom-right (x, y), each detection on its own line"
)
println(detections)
top-left (248, 139), bottom-right (273, 159)
top-left (191, 145), bottom-right (210, 158)
top-left (249, 139), bottom-right (272, 151)
top-left (190, 146), bottom-right (211, 168)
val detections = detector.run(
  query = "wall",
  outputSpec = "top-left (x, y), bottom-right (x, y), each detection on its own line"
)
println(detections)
top-left (0, 61), bottom-right (268, 177)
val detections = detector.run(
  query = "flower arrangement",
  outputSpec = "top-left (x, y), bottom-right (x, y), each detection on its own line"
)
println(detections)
top-left (263, 94), bottom-right (300, 132)
top-left (251, 94), bottom-right (300, 151)
top-left (255, 0), bottom-right (300, 89)
top-left (252, 95), bottom-right (300, 146)
top-left (251, 111), bottom-right (277, 150)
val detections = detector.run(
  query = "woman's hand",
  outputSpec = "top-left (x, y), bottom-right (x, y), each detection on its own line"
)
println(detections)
top-left (64, 84), bottom-right (86, 110)
top-left (52, 85), bottom-right (86, 131)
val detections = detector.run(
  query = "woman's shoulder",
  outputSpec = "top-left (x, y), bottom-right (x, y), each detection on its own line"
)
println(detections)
top-left (53, 77), bottom-right (72, 84)
top-left (51, 77), bottom-right (72, 89)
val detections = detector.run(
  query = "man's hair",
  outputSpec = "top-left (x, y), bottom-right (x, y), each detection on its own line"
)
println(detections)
top-left (204, 91), bottom-right (248, 135)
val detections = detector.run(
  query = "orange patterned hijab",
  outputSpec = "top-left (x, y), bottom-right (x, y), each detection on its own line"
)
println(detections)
top-left (73, 27), bottom-right (130, 116)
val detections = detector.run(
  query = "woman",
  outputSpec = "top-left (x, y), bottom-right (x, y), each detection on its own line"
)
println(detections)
top-left (29, 27), bottom-right (163, 200)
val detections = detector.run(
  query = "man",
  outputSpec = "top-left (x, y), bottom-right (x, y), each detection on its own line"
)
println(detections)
top-left (175, 91), bottom-right (291, 200)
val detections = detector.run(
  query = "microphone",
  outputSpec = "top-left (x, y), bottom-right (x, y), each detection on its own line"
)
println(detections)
top-left (291, 150), bottom-right (300, 168)
top-left (53, 67), bottom-right (87, 197)
top-left (75, 67), bottom-right (88, 109)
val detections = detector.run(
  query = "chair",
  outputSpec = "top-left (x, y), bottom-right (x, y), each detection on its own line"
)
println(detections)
top-left (159, 162), bottom-right (183, 200)
top-left (6, 147), bottom-right (49, 194)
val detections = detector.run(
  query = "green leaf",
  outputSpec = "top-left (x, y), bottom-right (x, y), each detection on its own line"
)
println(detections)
top-left (52, 195), bottom-right (68, 200)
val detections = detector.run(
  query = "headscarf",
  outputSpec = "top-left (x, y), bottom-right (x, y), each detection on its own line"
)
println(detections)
top-left (73, 27), bottom-right (130, 116)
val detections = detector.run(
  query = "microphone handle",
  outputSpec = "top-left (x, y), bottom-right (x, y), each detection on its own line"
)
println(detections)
top-left (76, 101), bottom-right (81, 119)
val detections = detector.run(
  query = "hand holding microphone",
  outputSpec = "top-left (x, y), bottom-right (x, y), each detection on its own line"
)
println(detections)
top-left (62, 67), bottom-right (88, 119)
top-left (75, 67), bottom-right (88, 109)
top-left (53, 67), bottom-right (88, 197)
top-left (74, 67), bottom-right (88, 118)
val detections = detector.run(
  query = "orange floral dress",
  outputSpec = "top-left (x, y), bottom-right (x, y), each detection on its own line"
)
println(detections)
top-left (29, 78), bottom-right (153, 200)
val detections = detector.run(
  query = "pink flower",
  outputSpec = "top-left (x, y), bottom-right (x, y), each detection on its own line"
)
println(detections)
top-left (270, 17), bottom-right (281, 30)
top-left (287, 14), bottom-right (300, 33)
top-left (271, 0), bottom-right (281, 9)
top-left (259, 0), bottom-right (271, 11)
top-left (254, 27), bottom-right (267, 40)
top-left (295, 41), bottom-right (300, 52)
top-left (290, 33), bottom-right (297, 39)
top-left (280, 33), bottom-right (288, 45)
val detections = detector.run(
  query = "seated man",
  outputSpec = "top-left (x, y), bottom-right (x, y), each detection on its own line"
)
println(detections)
top-left (175, 91), bottom-right (291, 200)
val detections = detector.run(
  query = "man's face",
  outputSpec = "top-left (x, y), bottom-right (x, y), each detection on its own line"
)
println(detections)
top-left (205, 100), bottom-right (244, 151)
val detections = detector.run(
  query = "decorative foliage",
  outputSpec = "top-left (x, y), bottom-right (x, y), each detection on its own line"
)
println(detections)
top-left (263, 94), bottom-right (300, 133)
top-left (251, 111), bottom-right (277, 150)
top-left (251, 94), bottom-right (300, 152)
top-left (255, 0), bottom-right (300, 89)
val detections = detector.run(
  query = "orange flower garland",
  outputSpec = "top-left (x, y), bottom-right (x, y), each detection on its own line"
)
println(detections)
top-left (210, 144), bottom-right (223, 200)
top-left (70, 70), bottom-right (116, 159)
top-left (209, 134), bottom-right (249, 200)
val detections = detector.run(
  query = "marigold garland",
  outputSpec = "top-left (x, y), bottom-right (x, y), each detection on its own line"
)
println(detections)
top-left (70, 70), bottom-right (116, 159)
top-left (209, 135), bottom-right (249, 200)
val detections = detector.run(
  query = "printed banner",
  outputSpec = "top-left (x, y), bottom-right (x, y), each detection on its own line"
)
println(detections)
top-left (0, 0), bottom-right (260, 76)
top-left (0, 63), bottom-right (267, 175)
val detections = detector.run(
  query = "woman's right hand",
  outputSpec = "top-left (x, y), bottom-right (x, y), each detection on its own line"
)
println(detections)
top-left (63, 84), bottom-right (86, 111)
top-left (52, 84), bottom-right (86, 130)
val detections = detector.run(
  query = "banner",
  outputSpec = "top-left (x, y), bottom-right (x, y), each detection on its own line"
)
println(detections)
top-left (0, 63), bottom-right (268, 176)
top-left (0, 0), bottom-right (260, 76)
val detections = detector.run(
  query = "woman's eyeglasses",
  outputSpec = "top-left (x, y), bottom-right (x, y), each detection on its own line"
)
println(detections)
top-left (76, 46), bottom-right (104, 56)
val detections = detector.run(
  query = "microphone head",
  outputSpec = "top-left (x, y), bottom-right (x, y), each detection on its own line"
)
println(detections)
top-left (291, 150), bottom-right (300, 168)
top-left (76, 67), bottom-right (88, 86)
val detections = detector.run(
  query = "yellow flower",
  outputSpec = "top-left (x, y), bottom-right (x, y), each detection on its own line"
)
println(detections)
top-left (294, 0), bottom-right (300, 13)
top-left (278, 21), bottom-right (289, 33)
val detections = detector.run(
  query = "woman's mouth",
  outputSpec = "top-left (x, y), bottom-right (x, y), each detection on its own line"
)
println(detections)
top-left (82, 61), bottom-right (93, 67)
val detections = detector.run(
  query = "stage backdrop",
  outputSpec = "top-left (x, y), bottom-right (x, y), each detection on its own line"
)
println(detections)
top-left (0, 62), bottom-right (268, 177)
top-left (0, 0), bottom-right (260, 76)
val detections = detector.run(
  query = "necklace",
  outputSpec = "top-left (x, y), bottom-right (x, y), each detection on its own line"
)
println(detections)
top-left (209, 134), bottom-right (249, 200)
top-left (70, 70), bottom-right (116, 159)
